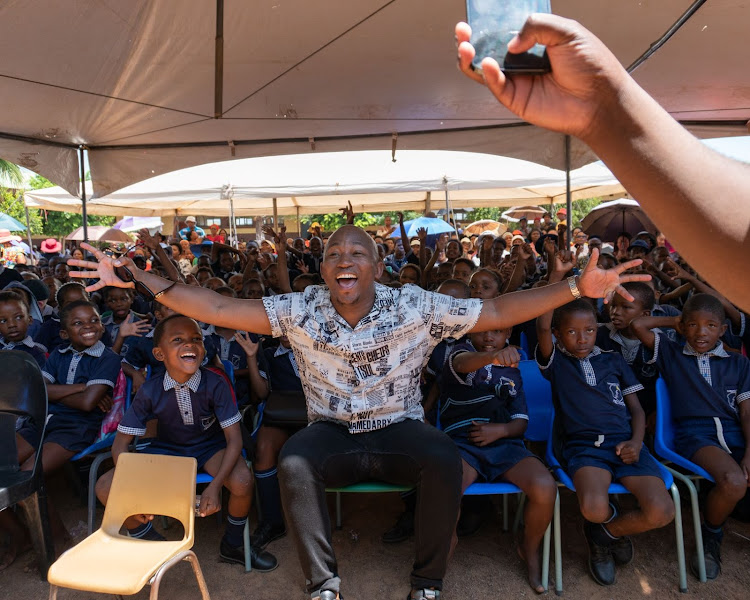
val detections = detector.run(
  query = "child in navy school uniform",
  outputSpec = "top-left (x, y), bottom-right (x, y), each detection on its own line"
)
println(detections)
top-left (596, 282), bottom-right (661, 417)
top-left (246, 333), bottom-right (304, 550)
top-left (5, 300), bottom-right (121, 564)
top-left (536, 255), bottom-right (674, 587)
top-left (632, 293), bottom-right (750, 580)
top-left (442, 329), bottom-right (557, 594)
top-left (100, 287), bottom-right (150, 355)
top-left (34, 282), bottom-right (113, 354)
top-left (96, 314), bottom-right (278, 572)
top-left (0, 290), bottom-right (46, 368)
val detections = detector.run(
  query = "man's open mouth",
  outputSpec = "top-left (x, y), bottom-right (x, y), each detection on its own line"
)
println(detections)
top-left (336, 273), bottom-right (358, 289)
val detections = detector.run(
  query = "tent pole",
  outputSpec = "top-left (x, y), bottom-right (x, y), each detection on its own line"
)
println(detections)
top-left (23, 194), bottom-right (35, 266)
top-left (565, 135), bottom-right (572, 249)
top-left (78, 146), bottom-right (88, 244)
top-left (444, 177), bottom-right (459, 239)
top-left (425, 191), bottom-right (431, 215)
top-left (296, 206), bottom-right (300, 236)
top-left (273, 198), bottom-right (278, 229)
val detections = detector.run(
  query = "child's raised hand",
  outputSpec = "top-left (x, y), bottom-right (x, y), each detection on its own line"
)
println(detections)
top-left (468, 421), bottom-right (506, 446)
top-left (119, 318), bottom-right (151, 339)
top-left (416, 227), bottom-right (428, 241)
top-left (137, 228), bottom-right (159, 250)
top-left (296, 259), bottom-right (309, 273)
top-left (198, 484), bottom-right (221, 518)
top-left (235, 331), bottom-right (259, 358)
top-left (492, 346), bottom-right (521, 367)
top-left (615, 439), bottom-right (641, 464)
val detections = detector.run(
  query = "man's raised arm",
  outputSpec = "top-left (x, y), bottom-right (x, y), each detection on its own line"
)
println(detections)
top-left (69, 243), bottom-right (272, 335)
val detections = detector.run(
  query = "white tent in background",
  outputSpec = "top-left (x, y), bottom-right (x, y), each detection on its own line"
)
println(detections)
top-left (23, 150), bottom-right (626, 218)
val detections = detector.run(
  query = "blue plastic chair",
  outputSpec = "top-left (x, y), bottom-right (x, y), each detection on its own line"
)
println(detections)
top-left (519, 331), bottom-right (530, 358)
top-left (654, 377), bottom-right (712, 583)
top-left (545, 401), bottom-right (687, 593)
top-left (461, 359), bottom-right (560, 593)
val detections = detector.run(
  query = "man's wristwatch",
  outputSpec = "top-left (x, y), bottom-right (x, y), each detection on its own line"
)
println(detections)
top-left (567, 275), bottom-right (582, 299)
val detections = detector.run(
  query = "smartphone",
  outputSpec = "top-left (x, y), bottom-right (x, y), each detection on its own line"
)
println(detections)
top-left (466, 0), bottom-right (551, 74)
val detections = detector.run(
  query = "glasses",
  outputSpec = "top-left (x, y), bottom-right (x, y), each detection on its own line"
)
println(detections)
top-left (114, 264), bottom-right (155, 301)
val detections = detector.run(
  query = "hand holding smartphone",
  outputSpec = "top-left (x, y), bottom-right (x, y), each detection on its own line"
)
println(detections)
top-left (466, 0), bottom-right (551, 74)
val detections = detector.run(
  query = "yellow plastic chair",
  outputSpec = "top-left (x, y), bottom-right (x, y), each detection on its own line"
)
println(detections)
top-left (47, 453), bottom-right (210, 600)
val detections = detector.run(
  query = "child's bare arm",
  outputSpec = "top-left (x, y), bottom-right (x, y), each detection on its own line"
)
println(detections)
top-left (111, 432), bottom-right (133, 465)
top-left (468, 419), bottom-right (527, 446)
top-left (235, 332), bottom-right (269, 403)
top-left (630, 315), bottom-right (679, 349)
top-left (535, 253), bottom-right (573, 362)
top-left (658, 281), bottom-right (692, 304)
top-left (262, 225), bottom-right (292, 293)
top-left (739, 400), bottom-right (750, 482)
top-left (55, 383), bottom-right (112, 412)
top-left (121, 362), bottom-right (146, 393)
top-left (46, 382), bottom-right (86, 401)
top-left (669, 260), bottom-right (743, 329)
top-left (199, 423), bottom-right (243, 517)
top-left (616, 393), bottom-right (645, 464)
top-left (452, 346), bottom-right (521, 373)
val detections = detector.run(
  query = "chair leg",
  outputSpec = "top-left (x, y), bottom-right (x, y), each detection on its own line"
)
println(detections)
top-left (48, 584), bottom-right (58, 600)
top-left (513, 492), bottom-right (526, 533)
top-left (150, 550), bottom-right (211, 600)
top-left (667, 466), bottom-right (706, 583)
top-left (87, 451), bottom-right (112, 535)
top-left (553, 490), bottom-right (562, 595)
top-left (19, 488), bottom-right (54, 581)
top-left (243, 519), bottom-right (252, 573)
top-left (502, 494), bottom-right (509, 532)
top-left (670, 483), bottom-right (688, 593)
top-left (335, 492), bottom-right (342, 530)
top-left (541, 519), bottom-right (550, 593)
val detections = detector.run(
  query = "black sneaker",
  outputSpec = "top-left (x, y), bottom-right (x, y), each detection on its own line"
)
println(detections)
top-left (250, 521), bottom-right (286, 549)
top-left (382, 511), bottom-right (414, 544)
top-left (584, 522), bottom-right (616, 586)
top-left (691, 536), bottom-right (722, 580)
top-left (611, 535), bottom-right (634, 566)
top-left (408, 589), bottom-right (440, 599)
top-left (219, 537), bottom-right (278, 572)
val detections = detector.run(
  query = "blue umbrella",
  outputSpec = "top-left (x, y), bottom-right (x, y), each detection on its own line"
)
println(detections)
top-left (0, 212), bottom-right (26, 231)
top-left (389, 217), bottom-right (454, 238)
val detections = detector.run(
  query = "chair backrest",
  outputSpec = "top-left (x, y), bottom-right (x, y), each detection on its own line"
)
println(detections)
top-left (654, 377), bottom-right (676, 455)
top-left (0, 351), bottom-right (48, 474)
top-left (101, 453), bottom-right (197, 540)
top-left (519, 331), bottom-right (530, 357)
top-left (221, 359), bottom-right (235, 384)
top-left (518, 360), bottom-right (553, 442)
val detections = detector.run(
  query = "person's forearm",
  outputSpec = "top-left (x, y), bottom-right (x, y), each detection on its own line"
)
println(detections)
top-left (213, 428), bottom-right (242, 488)
top-left (739, 402), bottom-right (750, 449)
top-left (275, 249), bottom-right (292, 294)
top-left (46, 383), bottom-right (86, 401)
top-left (419, 243), bottom-right (427, 271)
top-left (582, 78), bottom-right (750, 312)
top-left (247, 358), bottom-right (269, 402)
top-left (58, 385), bottom-right (108, 412)
top-left (649, 267), bottom-right (679, 290)
top-left (502, 258), bottom-right (526, 294)
top-left (679, 273), bottom-right (742, 327)
top-left (112, 433), bottom-right (133, 465)
top-left (626, 397), bottom-right (645, 446)
top-left (658, 282), bottom-right (692, 304)
top-left (492, 279), bottom-right (576, 330)
top-left (631, 316), bottom-right (675, 348)
top-left (452, 351), bottom-right (495, 374)
top-left (154, 244), bottom-right (182, 283)
top-left (132, 268), bottom-right (272, 334)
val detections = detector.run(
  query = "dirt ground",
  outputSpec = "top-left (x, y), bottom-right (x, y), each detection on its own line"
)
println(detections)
top-left (2, 471), bottom-right (750, 600)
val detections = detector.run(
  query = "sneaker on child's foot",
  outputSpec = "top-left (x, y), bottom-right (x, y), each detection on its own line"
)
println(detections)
top-left (408, 589), bottom-right (440, 600)
top-left (382, 511), bottom-right (414, 544)
top-left (250, 521), bottom-right (286, 549)
top-left (311, 590), bottom-right (341, 600)
top-left (584, 522), bottom-right (615, 586)
top-left (611, 535), bottom-right (634, 566)
top-left (691, 537), bottom-right (722, 580)
top-left (219, 537), bottom-right (278, 572)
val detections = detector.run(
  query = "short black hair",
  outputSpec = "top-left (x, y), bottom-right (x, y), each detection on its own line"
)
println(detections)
top-left (102, 286), bottom-right (133, 301)
top-left (472, 268), bottom-right (502, 291)
top-left (453, 257), bottom-right (475, 271)
top-left (552, 299), bottom-right (598, 330)
top-left (622, 282), bottom-right (655, 311)
top-left (436, 279), bottom-right (471, 299)
top-left (399, 263), bottom-right (422, 278)
top-left (56, 281), bottom-right (88, 307)
top-left (153, 314), bottom-right (200, 347)
top-left (60, 300), bottom-right (98, 329)
top-left (682, 293), bottom-right (726, 323)
top-left (0, 290), bottom-right (28, 311)
top-left (214, 286), bottom-right (236, 297)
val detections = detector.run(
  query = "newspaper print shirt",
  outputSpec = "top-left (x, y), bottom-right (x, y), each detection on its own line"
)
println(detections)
top-left (262, 283), bottom-right (483, 433)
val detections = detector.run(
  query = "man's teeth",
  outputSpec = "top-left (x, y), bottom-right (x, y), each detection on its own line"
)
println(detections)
top-left (337, 274), bottom-right (357, 279)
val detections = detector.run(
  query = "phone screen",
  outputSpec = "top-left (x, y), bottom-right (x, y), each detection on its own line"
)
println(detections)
top-left (466, 0), bottom-right (551, 74)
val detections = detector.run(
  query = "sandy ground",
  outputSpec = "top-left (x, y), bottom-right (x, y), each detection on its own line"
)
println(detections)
top-left (2, 471), bottom-right (750, 600)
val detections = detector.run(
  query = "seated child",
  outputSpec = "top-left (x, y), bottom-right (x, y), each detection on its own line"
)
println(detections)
top-left (0, 290), bottom-right (46, 368)
top-left (96, 314), bottom-right (277, 571)
top-left (442, 328), bottom-right (557, 593)
top-left (469, 268), bottom-right (502, 300)
top-left (1, 300), bottom-right (121, 567)
top-left (536, 256), bottom-right (675, 587)
top-left (596, 282), bottom-right (661, 416)
top-left (631, 293), bottom-right (750, 579)
top-left (100, 287), bottom-right (150, 355)
top-left (248, 333), bottom-right (304, 550)
top-left (34, 282), bottom-right (113, 354)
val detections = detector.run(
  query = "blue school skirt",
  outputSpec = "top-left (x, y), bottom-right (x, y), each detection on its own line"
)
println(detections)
top-left (18, 414), bottom-right (101, 454)
top-left (562, 436), bottom-right (663, 481)
top-left (453, 438), bottom-right (536, 482)
top-left (674, 417), bottom-right (746, 463)
top-left (142, 436), bottom-right (227, 470)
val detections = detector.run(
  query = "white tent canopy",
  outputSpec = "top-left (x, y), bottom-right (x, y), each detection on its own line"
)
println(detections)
top-left (1, 1), bottom-right (748, 198)
top-left (23, 150), bottom-right (626, 218)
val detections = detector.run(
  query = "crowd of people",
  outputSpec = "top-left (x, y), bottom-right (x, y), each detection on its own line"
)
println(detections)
top-left (1, 11), bottom-right (749, 600)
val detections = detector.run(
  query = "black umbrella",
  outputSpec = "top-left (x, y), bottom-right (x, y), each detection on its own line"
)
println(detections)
top-left (581, 199), bottom-right (657, 243)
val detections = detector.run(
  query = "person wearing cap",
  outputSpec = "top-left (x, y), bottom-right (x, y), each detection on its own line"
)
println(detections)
top-left (627, 239), bottom-right (651, 261)
top-left (178, 216), bottom-right (206, 241)
top-left (40, 237), bottom-right (62, 260)
top-left (511, 233), bottom-right (526, 247)
top-left (205, 223), bottom-right (226, 244)
top-left (555, 207), bottom-right (567, 222)
top-left (634, 231), bottom-right (656, 252)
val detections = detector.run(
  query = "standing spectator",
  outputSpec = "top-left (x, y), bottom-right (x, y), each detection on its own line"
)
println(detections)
top-left (178, 216), bottom-right (206, 241)
top-left (205, 223), bottom-right (226, 244)
top-left (40, 238), bottom-right (62, 262)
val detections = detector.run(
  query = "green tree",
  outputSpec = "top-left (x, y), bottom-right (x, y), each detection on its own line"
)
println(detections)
top-left (468, 207), bottom-right (502, 222)
top-left (0, 159), bottom-right (22, 188)
top-left (0, 189), bottom-right (44, 233)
